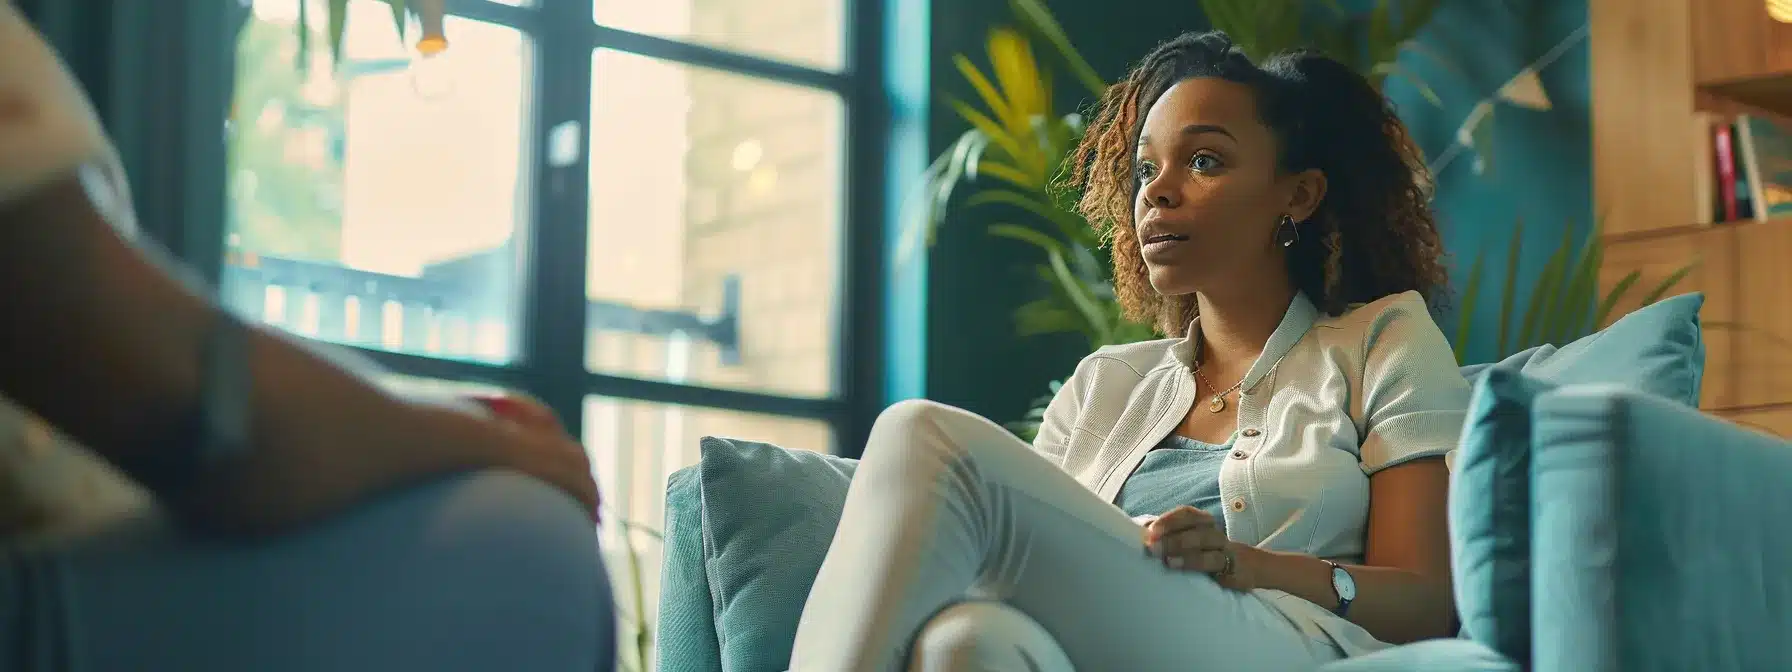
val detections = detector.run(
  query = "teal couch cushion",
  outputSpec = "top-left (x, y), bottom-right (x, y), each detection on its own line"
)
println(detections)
top-left (655, 436), bottom-right (855, 672)
top-left (1529, 386), bottom-right (1792, 671)
top-left (1448, 293), bottom-right (1706, 663)
top-left (1317, 639), bottom-right (1517, 672)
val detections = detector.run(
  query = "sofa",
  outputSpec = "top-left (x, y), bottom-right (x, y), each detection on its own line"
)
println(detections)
top-left (655, 293), bottom-right (1792, 671)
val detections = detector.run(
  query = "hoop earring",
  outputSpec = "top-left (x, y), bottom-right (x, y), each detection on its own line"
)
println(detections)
top-left (1275, 214), bottom-right (1300, 248)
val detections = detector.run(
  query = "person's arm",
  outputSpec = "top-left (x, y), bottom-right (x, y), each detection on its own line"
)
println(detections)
top-left (0, 9), bottom-right (594, 534)
top-left (1236, 458), bottom-right (1455, 643)
top-left (0, 173), bottom-right (549, 533)
top-left (1234, 294), bottom-right (1466, 643)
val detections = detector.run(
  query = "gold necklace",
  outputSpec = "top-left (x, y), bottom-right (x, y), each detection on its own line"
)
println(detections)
top-left (1192, 366), bottom-right (1245, 413)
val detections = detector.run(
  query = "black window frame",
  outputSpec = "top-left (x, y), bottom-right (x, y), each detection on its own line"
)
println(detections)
top-left (147, 0), bottom-right (894, 457)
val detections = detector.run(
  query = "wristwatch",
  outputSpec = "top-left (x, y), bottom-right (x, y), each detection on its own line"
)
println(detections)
top-left (122, 309), bottom-right (253, 496)
top-left (1326, 560), bottom-right (1356, 617)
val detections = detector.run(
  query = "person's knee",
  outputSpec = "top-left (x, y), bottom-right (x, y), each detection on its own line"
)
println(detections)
top-left (432, 470), bottom-right (608, 593)
top-left (872, 399), bottom-right (955, 436)
top-left (408, 471), bottom-right (616, 667)
top-left (865, 399), bottom-right (971, 462)
top-left (908, 601), bottom-right (1073, 672)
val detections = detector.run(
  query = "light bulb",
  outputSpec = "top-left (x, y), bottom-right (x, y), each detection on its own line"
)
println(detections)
top-left (409, 52), bottom-right (455, 100)
top-left (1771, 0), bottom-right (1792, 23)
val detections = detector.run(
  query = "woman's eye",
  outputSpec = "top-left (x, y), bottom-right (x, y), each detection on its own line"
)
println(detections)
top-left (1135, 162), bottom-right (1158, 183)
top-left (1189, 153), bottom-right (1221, 173)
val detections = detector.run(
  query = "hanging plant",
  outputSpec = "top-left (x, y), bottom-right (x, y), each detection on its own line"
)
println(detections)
top-left (291, 0), bottom-right (448, 70)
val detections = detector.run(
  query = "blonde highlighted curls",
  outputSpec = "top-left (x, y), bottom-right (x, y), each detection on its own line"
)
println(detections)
top-left (1064, 31), bottom-right (1450, 336)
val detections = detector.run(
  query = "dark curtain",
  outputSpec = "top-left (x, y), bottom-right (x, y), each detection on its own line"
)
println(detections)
top-left (14, 0), bottom-right (245, 285)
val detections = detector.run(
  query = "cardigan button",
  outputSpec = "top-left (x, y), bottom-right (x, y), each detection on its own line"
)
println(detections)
top-left (1241, 428), bottom-right (1261, 438)
top-left (1229, 498), bottom-right (1247, 512)
top-left (1230, 450), bottom-right (1248, 460)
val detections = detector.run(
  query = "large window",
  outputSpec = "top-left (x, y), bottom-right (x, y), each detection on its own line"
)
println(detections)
top-left (221, 0), bottom-right (878, 651)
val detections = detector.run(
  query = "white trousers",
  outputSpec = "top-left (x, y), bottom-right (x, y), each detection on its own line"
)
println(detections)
top-left (789, 400), bottom-right (1344, 672)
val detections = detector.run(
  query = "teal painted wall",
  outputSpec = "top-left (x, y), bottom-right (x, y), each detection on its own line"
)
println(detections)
top-left (1381, 0), bottom-right (1593, 364)
top-left (917, 0), bottom-right (1594, 420)
top-left (921, 0), bottom-right (1209, 422)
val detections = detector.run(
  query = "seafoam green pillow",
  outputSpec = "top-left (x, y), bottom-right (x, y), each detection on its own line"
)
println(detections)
top-left (695, 437), bottom-right (856, 671)
top-left (1449, 293), bottom-right (1706, 663)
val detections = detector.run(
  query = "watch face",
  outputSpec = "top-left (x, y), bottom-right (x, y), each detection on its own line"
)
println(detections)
top-left (1333, 566), bottom-right (1357, 601)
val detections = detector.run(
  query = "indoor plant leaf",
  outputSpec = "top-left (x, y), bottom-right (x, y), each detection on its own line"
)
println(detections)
top-left (1453, 253), bottom-right (1485, 364)
top-left (1496, 218), bottom-right (1524, 356)
top-left (1007, 0), bottom-right (1108, 96)
top-left (1516, 221), bottom-right (1573, 351)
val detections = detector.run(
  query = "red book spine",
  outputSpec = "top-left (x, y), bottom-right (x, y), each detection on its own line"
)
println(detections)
top-left (1716, 122), bottom-right (1738, 222)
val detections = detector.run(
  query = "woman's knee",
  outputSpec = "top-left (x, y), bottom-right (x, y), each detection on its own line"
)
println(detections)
top-left (375, 470), bottom-right (616, 667)
top-left (871, 399), bottom-right (957, 437)
top-left (864, 399), bottom-right (1004, 463)
top-left (43, 470), bottom-right (616, 671)
top-left (908, 601), bottom-right (1074, 672)
top-left (418, 470), bottom-right (611, 598)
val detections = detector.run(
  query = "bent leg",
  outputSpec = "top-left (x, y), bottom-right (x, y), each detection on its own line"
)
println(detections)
top-left (907, 601), bottom-right (1072, 672)
top-left (790, 400), bottom-right (1339, 672)
top-left (4, 470), bottom-right (614, 671)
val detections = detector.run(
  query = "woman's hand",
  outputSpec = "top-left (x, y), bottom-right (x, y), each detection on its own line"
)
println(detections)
top-left (462, 393), bottom-right (600, 520)
top-left (1143, 505), bottom-right (1257, 590)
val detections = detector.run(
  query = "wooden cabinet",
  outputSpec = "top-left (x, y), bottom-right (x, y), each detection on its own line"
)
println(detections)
top-left (1594, 0), bottom-right (1792, 437)
top-left (1735, 219), bottom-right (1792, 408)
top-left (1691, 0), bottom-right (1792, 84)
top-left (1717, 405), bottom-right (1792, 437)
top-left (1601, 227), bottom-right (1741, 409)
top-left (1591, 0), bottom-right (1698, 238)
top-left (1693, 0), bottom-right (1792, 113)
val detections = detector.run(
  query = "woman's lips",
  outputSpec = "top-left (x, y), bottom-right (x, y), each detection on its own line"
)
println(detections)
top-left (1141, 233), bottom-right (1190, 261)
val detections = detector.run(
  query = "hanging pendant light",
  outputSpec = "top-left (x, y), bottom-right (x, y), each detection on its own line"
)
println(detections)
top-left (1769, 0), bottom-right (1792, 24)
top-left (413, 0), bottom-right (448, 55)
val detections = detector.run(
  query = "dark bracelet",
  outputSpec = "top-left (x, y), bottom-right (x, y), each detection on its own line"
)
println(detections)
top-left (120, 310), bottom-right (254, 496)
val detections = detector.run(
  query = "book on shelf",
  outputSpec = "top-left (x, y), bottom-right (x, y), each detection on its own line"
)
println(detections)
top-left (1697, 112), bottom-right (1792, 224)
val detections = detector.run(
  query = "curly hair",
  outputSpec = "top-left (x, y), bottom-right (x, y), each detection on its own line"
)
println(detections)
top-left (1067, 31), bottom-right (1449, 336)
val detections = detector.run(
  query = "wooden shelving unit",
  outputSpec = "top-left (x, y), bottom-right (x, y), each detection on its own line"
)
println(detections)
top-left (1592, 0), bottom-right (1792, 437)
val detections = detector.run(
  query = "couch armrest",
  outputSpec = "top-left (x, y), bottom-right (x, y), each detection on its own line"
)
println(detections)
top-left (1530, 386), bottom-right (1792, 672)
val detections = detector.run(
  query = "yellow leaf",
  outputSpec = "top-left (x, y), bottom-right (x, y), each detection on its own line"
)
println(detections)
top-left (948, 99), bottom-right (1030, 173)
top-left (988, 28), bottom-right (1045, 130)
top-left (954, 55), bottom-right (1018, 133)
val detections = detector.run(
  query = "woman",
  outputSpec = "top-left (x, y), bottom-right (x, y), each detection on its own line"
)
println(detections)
top-left (0, 5), bottom-right (612, 669)
top-left (789, 31), bottom-right (1467, 670)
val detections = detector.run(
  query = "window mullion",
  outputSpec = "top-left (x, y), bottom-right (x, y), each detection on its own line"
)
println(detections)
top-left (830, 0), bottom-right (901, 458)
top-left (520, 1), bottom-right (596, 437)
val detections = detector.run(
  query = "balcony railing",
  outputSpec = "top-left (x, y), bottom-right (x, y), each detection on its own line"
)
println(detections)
top-left (221, 247), bottom-right (741, 365)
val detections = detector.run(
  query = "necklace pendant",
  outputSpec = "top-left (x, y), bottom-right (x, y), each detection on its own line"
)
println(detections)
top-left (1207, 395), bottom-right (1227, 413)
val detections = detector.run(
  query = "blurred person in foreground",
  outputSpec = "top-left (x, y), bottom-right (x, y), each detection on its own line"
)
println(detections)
top-left (0, 4), bottom-right (615, 670)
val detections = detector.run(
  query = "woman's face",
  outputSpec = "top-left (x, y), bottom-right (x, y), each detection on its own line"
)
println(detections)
top-left (1132, 77), bottom-right (1319, 298)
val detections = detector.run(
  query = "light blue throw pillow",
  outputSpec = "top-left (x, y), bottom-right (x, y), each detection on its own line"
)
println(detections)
top-left (663, 436), bottom-right (857, 672)
top-left (1458, 292), bottom-right (1706, 406)
top-left (655, 467), bottom-right (723, 672)
top-left (1449, 293), bottom-right (1705, 662)
top-left (1451, 366), bottom-right (1554, 661)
